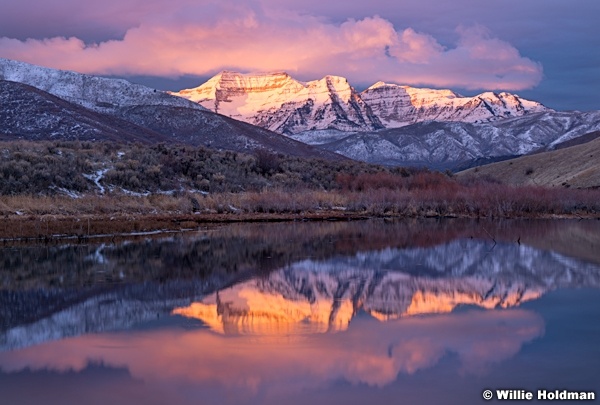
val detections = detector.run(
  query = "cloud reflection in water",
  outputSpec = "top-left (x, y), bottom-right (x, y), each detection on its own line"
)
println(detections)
top-left (0, 308), bottom-right (544, 403)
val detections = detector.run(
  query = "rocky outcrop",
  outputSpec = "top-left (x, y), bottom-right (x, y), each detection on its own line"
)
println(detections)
top-left (361, 82), bottom-right (548, 127)
top-left (173, 71), bottom-right (550, 134)
top-left (172, 71), bottom-right (384, 134)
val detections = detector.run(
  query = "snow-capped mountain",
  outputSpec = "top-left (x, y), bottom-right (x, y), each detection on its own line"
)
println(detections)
top-left (0, 59), bottom-right (343, 159)
top-left (2, 58), bottom-right (597, 169)
top-left (172, 72), bottom-right (599, 168)
top-left (291, 111), bottom-right (600, 169)
top-left (0, 80), bottom-right (170, 143)
top-left (173, 71), bottom-right (550, 134)
top-left (0, 58), bottom-right (204, 114)
top-left (172, 71), bottom-right (384, 134)
top-left (361, 82), bottom-right (548, 127)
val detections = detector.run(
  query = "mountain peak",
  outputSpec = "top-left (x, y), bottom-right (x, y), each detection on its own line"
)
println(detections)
top-left (367, 81), bottom-right (418, 90)
top-left (368, 81), bottom-right (386, 89)
top-left (216, 70), bottom-right (292, 82)
top-left (321, 74), bottom-right (349, 83)
top-left (173, 70), bottom-right (302, 106)
top-left (173, 71), bottom-right (382, 133)
top-left (171, 71), bottom-right (552, 134)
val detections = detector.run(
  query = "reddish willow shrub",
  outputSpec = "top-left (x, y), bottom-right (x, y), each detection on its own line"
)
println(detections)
top-left (335, 170), bottom-right (458, 192)
top-left (336, 171), bottom-right (600, 217)
top-left (336, 172), bottom-right (401, 191)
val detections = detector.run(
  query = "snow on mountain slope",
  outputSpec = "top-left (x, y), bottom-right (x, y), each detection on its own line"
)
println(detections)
top-left (0, 80), bottom-right (170, 143)
top-left (173, 71), bottom-right (550, 134)
top-left (0, 59), bottom-right (345, 159)
top-left (361, 82), bottom-right (549, 127)
top-left (173, 71), bottom-right (598, 169)
top-left (0, 58), bottom-right (205, 113)
top-left (302, 111), bottom-right (600, 169)
top-left (172, 71), bottom-right (384, 134)
top-left (492, 110), bottom-right (600, 148)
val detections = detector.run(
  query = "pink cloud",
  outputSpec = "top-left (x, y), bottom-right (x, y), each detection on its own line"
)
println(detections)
top-left (0, 1), bottom-right (542, 90)
top-left (392, 28), bottom-right (445, 64)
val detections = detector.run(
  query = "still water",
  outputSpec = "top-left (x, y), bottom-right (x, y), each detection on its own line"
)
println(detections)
top-left (1, 219), bottom-right (599, 404)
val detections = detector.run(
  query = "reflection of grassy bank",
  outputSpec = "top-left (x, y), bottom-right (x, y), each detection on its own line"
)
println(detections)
top-left (5, 218), bottom-right (600, 290)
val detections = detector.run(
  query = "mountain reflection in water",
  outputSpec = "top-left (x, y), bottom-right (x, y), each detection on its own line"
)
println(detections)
top-left (1, 219), bottom-right (599, 405)
top-left (173, 237), bottom-right (600, 335)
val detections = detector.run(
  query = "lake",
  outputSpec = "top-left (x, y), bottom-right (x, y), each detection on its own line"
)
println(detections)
top-left (1, 219), bottom-right (599, 404)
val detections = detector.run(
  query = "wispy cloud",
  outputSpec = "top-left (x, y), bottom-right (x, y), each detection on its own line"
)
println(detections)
top-left (0, 0), bottom-right (542, 90)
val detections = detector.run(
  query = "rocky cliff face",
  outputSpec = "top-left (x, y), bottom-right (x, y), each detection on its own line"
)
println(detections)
top-left (361, 82), bottom-right (548, 127)
top-left (172, 71), bottom-right (384, 134)
top-left (173, 71), bottom-right (550, 134)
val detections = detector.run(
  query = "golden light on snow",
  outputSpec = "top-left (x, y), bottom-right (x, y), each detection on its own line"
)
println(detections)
top-left (172, 284), bottom-right (354, 335)
top-left (171, 276), bottom-right (544, 336)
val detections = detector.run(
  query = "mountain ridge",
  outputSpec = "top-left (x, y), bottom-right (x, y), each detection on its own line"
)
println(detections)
top-left (0, 59), bottom-right (344, 160)
top-left (2, 58), bottom-right (599, 170)
top-left (0, 80), bottom-right (172, 144)
top-left (172, 70), bottom-right (551, 134)
top-left (0, 58), bottom-right (206, 114)
top-left (291, 111), bottom-right (600, 169)
top-left (173, 71), bottom-right (384, 134)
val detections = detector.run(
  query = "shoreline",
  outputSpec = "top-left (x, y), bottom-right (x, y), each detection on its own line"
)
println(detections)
top-left (1, 210), bottom-right (598, 244)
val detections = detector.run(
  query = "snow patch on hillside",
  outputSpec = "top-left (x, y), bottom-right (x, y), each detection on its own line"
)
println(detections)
top-left (0, 58), bottom-right (206, 114)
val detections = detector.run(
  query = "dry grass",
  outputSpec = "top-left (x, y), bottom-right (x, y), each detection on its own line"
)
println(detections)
top-left (458, 136), bottom-right (600, 188)
top-left (1, 176), bottom-right (599, 240)
top-left (1, 170), bottom-right (599, 221)
top-left (0, 194), bottom-right (190, 216)
top-left (0, 140), bottom-right (383, 195)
